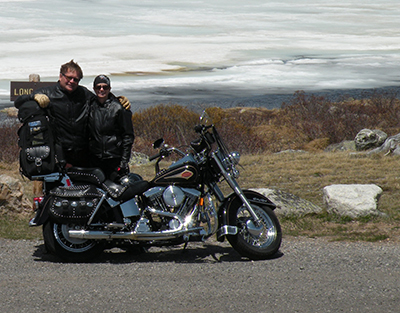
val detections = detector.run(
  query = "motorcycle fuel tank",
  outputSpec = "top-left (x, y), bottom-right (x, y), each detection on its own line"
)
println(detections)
top-left (152, 155), bottom-right (200, 186)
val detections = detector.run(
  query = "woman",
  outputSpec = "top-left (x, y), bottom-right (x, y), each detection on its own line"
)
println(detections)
top-left (89, 75), bottom-right (134, 179)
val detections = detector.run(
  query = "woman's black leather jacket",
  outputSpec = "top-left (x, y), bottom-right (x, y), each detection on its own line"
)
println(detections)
top-left (88, 93), bottom-right (134, 164)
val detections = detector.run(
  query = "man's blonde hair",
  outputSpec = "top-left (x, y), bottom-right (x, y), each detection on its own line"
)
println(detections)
top-left (60, 60), bottom-right (83, 79)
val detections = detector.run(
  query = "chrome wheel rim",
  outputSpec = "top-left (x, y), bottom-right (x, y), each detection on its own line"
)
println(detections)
top-left (236, 205), bottom-right (277, 248)
top-left (53, 223), bottom-right (96, 253)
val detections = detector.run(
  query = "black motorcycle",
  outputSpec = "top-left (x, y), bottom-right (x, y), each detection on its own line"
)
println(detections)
top-left (29, 112), bottom-right (282, 261)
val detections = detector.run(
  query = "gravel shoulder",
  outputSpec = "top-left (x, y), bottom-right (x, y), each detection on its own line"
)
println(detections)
top-left (1, 237), bottom-right (399, 313)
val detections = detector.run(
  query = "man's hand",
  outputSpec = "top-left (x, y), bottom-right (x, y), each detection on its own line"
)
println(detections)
top-left (34, 94), bottom-right (50, 108)
top-left (118, 96), bottom-right (131, 110)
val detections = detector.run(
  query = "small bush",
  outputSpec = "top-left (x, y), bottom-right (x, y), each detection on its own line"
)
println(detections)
top-left (280, 89), bottom-right (400, 144)
top-left (205, 107), bottom-right (269, 154)
top-left (0, 124), bottom-right (19, 163)
top-left (132, 104), bottom-right (199, 155)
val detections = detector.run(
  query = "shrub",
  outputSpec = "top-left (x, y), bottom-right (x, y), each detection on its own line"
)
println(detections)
top-left (0, 124), bottom-right (19, 163)
top-left (132, 104), bottom-right (199, 155)
top-left (204, 107), bottom-right (269, 154)
top-left (279, 89), bottom-right (400, 144)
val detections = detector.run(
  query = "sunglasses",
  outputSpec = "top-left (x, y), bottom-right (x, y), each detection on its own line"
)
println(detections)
top-left (61, 72), bottom-right (80, 83)
top-left (94, 85), bottom-right (111, 91)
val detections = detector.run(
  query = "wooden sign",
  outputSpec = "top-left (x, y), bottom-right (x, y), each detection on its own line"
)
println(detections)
top-left (10, 81), bottom-right (56, 101)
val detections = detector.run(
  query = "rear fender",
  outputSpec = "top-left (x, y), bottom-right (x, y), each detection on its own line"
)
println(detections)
top-left (29, 195), bottom-right (52, 226)
top-left (216, 189), bottom-right (276, 241)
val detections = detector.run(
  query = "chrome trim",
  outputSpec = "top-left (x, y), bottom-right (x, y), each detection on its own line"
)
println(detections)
top-left (31, 172), bottom-right (62, 182)
top-left (212, 152), bottom-right (262, 225)
top-left (29, 217), bottom-right (37, 227)
top-left (106, 198), bottom-right (119, 208)
top-left (68, 227), bottom-right (204, 241)
top-left (120, 198), bottom-right (140, 217)
top-left (87, 192), bottom-right (107, 225)
top-left (217, 225), bottom-right (238, 239)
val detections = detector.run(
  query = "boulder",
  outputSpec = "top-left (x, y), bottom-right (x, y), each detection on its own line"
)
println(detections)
top-left (367, 133), bottom-right (400, 155)
top-left (323, 184), bottom-right (384, 218)
top-left (324, 140), bottom-right (356, 152)
top-left (251, 188), bottom-right (323, 217)
top-left (354, 128), bottom-right (387, 151)
top-left (130, 151), bottom-right (150, 165)
top-left (0, 175), bottom-right (32, 215)
top-left (275, 149), bottom-right (307, 154)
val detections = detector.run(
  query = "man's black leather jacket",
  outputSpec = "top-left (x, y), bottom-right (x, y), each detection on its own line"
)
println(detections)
top-left (15, 81), bottom-right (94, 152)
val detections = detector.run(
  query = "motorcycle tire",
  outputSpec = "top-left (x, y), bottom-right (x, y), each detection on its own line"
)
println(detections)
top-left (43, 221), bottom-right (103, 262)
top-left (227, 203), bottom-right (282, 260)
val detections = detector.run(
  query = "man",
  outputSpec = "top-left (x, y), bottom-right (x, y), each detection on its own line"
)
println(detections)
top-left (15, 60), bottom-right (131, 167)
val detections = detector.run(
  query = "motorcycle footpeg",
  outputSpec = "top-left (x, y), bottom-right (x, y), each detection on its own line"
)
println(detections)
top-left (106, 222), bottom-right (125, 229)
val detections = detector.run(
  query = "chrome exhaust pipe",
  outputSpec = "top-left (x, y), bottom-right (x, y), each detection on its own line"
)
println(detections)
top-left (68, 227), bottom-right (204, 241)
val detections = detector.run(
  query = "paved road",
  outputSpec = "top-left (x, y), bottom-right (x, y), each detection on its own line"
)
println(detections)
top-left (1, 237), bottom-right (399, 312)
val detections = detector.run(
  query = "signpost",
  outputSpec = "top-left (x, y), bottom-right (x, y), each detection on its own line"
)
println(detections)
top-left (10, 81), bottom-right (56, 101)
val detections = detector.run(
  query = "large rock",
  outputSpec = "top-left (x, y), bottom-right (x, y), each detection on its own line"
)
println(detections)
top-left (323, 184), bottom-right (384, 218)
top-left (0, 175), bottom-right (32, 215)
top-left (251, 188), bottom-right (323, 216)
top-left (324, 140), bottom-right (356, 152)
top-left (367, 133), bottom-right (400, 155)
top-left (354, 128), bottom-right (387, 151)
top-left (130, 151), bottom-right (150, 165)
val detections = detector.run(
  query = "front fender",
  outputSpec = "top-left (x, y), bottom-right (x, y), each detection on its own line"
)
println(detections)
top-left (216, 189), bottom-right (276, 241)
top-left (241, 189), bottom-right (276, 209)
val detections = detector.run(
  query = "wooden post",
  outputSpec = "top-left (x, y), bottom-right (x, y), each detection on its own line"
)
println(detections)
top-left (29, 74), bottom-right (44, 196)
top-left (29, 74), bottom-right (40, 82)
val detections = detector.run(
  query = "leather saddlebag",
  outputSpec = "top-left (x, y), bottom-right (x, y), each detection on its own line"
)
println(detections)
top-left (48, 185), bottom-right (102, 224)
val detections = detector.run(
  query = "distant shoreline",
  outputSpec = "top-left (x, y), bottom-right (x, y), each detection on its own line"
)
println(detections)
top-left (100, 85), bottom-right (400, 112)
top-left (1, 85), bottom-right (399, 112)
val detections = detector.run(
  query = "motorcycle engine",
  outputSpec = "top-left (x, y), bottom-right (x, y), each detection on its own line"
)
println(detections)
top-left (163, 186), bottom-right (185, 208)
top-left (141, 186), bottom-right (217, 236)
top-left (144, 186), bottom-right (201, 216)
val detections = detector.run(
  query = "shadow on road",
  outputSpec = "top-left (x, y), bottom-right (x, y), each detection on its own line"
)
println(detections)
top-left (32, 241), bottom-right (283, 264)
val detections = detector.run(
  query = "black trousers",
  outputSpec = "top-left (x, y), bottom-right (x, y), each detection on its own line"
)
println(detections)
top-left (90, 157), bottom-right (121, 179)
top-left (63, 148), bottom-right (91, 168)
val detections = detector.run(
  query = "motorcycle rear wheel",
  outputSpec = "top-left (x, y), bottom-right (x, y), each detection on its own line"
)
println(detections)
top-left (43, 221), bottom-right (103, 262)
top-left (227, 203), bottom-right (282, 260)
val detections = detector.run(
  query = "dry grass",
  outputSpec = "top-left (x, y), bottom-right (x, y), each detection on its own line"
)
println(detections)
top-left (0, 162), bottom-right (42, 239)
top-left (236, 152), bottom-right (400, 242)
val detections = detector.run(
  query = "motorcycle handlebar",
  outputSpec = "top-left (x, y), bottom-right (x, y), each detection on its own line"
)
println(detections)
top-left (194, 124), bottom-right (212, 133)
top-left (149, 153), bottom-right (161, 161)
top-left (194, 125), bottom-right (203, 133)
top-left (149, 147), bottom-right (184, 162)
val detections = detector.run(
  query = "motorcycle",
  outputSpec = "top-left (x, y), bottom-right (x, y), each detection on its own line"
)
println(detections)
top-left (29, 112), bottom-right (282, 262)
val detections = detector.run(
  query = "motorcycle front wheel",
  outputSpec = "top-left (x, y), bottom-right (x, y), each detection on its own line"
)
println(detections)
top-left (227, 203), bottom-right (282, 260)
top-left (43, 221), bottom-right (103, 262)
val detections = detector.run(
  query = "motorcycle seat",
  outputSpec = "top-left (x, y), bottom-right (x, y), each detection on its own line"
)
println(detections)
top-left (103, 179), bottom-right (151, 201)
top-left (67, 167), bottom-right (106, 186)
